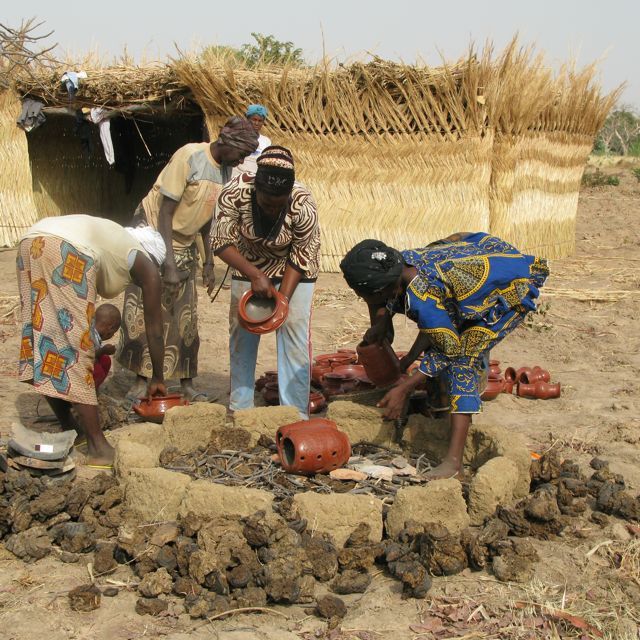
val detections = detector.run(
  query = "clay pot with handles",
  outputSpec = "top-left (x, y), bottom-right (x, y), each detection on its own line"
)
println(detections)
top-left (517, 381), bottom-right (561, 399)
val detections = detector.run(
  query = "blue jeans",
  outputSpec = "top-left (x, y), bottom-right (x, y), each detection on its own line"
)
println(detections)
top-left (229, 280), bottom-right (314, 418)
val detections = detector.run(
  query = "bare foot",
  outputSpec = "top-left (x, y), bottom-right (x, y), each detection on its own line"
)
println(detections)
top-left (424, 459), bottom-right (463, 481)
top-left (85, 442), bottom-right (115, 468)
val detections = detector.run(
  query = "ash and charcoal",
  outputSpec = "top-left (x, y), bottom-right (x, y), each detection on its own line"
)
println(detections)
top-left (160, 439), bottom-right (446, 506)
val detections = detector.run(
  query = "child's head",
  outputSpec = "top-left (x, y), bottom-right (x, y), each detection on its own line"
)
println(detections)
top-left (95, 303), bottom-right (121, 340)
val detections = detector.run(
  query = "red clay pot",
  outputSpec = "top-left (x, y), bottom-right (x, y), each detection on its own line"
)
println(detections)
top-left (314, 353), bottom-right (339, 366)
top-left (262, 381), bottom-right (280, 405)
top-left (329, 355), bottom-right (356, 368)
top-left (515, 367), bottom-right (534, 383)
top-left (489, 360), bottom-right (502, 379)
top-left (308, 392), bottom-right (327, 414)
top-left (322, 371), bottom-right (349, 397)
top-left (520, 366), bottom-right (551, 384)
top-left (504, 367), bottom-right (517, 384)
top-left (356, 340), bottom-right (401, 388)
top-left (238, 288), bottom-right (289, 334)
top-left (480, 377), bottom-right (505, 401)
top-left (337, 348), bottom-right (357, 358)
top-left (255, 370), bottom-right (278, 392)
top-left (517, 381), bottom-right (561, 399)
top-left (276, 418), bottom-right (351, 475)
top-left (331, 364), bottom-right (366, 378)
top-left (312, 365), bottom-right (332, 387)
top-left (502, 380), bottom-right (515, 394)
top-left (133, 394), bottom-right (189, 423)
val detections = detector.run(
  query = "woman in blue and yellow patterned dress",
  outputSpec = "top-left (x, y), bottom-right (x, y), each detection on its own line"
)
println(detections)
top-left (340, 232), bottom-right (549, 480)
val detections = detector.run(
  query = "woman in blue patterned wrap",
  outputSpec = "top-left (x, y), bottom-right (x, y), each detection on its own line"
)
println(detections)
top-left (340, 232), bottom-right (549, 480)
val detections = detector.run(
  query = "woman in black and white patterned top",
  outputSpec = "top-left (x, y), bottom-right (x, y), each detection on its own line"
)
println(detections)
top-left (210, 146), bottom-right (320, 417)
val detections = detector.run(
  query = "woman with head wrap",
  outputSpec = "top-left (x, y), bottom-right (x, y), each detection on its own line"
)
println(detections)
top-left (211, 146), bottom-right (321, 417)
top-left (235, 104), bottom-right (272, 175)
top-left (17, 214), bottom-right (167, 467)
top-left (340, 232), bottom-right (549, 479)
top-left (118, 116), bottom-right (258, 402)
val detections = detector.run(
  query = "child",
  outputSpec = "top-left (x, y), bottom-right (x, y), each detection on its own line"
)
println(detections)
top-left (92, 304), bottom-right (121, 390)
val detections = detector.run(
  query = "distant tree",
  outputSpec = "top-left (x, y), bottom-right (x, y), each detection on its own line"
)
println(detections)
top-left (596, 106), bottom-right (640, 156)
top-left (200, 44), bottom-right (245, 64)
top-left (239, 33), bottom-right (305, 67)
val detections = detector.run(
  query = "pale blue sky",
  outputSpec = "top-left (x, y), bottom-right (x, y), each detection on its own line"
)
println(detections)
top-left (5, 0), bottom-right (638, 106)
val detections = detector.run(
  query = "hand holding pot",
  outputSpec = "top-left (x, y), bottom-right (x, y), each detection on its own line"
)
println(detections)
top-left (250, 271), bottom-right (273, 298)
top-left (146, 378), bottom-right (168, 400)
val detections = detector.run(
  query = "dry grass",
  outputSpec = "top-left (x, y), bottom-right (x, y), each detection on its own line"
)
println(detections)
top-left (3, 38), bottom-right (623, 262)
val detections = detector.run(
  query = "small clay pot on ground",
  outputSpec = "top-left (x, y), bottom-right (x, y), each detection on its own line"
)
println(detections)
top-left (480, 377), bottom-right (504, 401)
top-left (517, 381), bottom-right (561, 400)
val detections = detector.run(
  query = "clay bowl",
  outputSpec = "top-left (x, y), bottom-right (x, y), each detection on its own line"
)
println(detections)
top-left (504, 367), bottom-right (517, 384)
top-left (480, 377), bottom-right (504, 401)
top-left (314, 353), bottom-right (340, 366)
top-left (238, 289), bottom-right (288, 334)
top-left (133, 394), bottom-right (189, 423)
top-left (311, 364), bottom-right (332, 387)
top-left (328, 355), bottom-right (356, 368)
top-left (337, 348), bottom-right (357, 358)
top-left (321, 372), bottom-right (349, 397)
top-left (331, 364), bottom-right (366, 379)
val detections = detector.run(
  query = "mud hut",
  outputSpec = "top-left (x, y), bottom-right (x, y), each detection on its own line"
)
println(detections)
top-left (0, 40), bottom-right (619, 268)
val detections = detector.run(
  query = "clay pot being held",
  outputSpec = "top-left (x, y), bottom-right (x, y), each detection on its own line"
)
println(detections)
top-left (308, 391), bottom-right (327, 414)
top-left (276, 418), bottom-right (351, 475)
top-left (480, 377), bottom-right (505, 401)
top-left (133, 394), bottom-right (189, 423)
top-left (238, 288), bottom-right (289, 334)
top-left (517, 381), bottom-right (561, 400)
top-left (356, 340), bottom-right (401, 388)
top-left (262, 381), bottom-right (280, 405)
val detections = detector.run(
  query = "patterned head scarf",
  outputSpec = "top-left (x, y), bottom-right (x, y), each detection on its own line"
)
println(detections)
top-left (217, 116), bottom-right (259, 156)
top-left (125, 225), bottom-right (167, 266)
top-left (255, 146), bottom-right (296, 195)
top-left (340, 239), bottom-right (404, 295)
top-left (246, 104), bottom-right (268, 119)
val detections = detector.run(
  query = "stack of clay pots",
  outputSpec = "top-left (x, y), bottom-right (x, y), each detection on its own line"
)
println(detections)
top-left (255, 371), bottom-right (328, 414)
top-left (482, 360), bottom-right (561, 400)
top-left (312, 349), bottom-right (376, 397)
top-left (275, 417), bottom-right (351, 475)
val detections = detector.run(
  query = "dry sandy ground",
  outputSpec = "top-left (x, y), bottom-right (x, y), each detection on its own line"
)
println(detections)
top-left (0, 165), bottom-right (638, 639)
